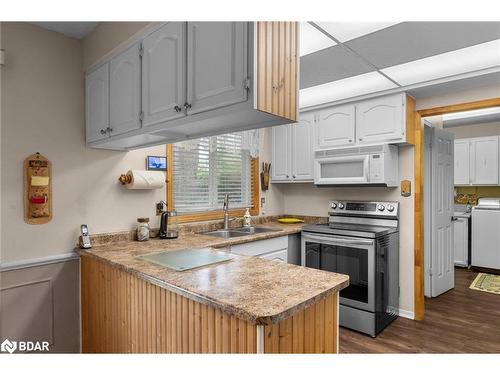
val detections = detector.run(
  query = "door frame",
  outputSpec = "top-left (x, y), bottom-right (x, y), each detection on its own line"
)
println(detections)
top-left (414, 97), bottom-right (500, 320)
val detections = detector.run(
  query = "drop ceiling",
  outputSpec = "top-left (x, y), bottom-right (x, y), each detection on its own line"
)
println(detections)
top-left (300, 21), bottom-right (500, 109)
top-left (31, 22), bottom-right (98, 39)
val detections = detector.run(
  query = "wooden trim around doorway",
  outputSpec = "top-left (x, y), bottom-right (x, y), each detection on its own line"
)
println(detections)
top-left (414, 97), bottom-right (500, 321)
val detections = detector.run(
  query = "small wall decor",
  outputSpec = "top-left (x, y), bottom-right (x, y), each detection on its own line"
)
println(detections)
top-left (260, 162), bottom-right (271, 191)
top-left (24, 152), bottom-right (52, 224)
top-left (400, 180), bottom-right (411, 197)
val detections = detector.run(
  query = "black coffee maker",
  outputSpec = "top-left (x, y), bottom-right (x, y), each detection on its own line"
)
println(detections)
top-left (159, 209), bottom-right (178, 239)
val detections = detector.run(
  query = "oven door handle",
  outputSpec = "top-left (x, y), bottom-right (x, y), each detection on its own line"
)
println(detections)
top-left (302, 233), bottom-right (374, 246)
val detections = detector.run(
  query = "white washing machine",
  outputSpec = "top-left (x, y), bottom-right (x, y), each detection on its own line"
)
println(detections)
top-left (472, 198), bottom-right (500, 270)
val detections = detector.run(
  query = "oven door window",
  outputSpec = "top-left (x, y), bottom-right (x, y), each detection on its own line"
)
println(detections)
top-left (321, 245), bottom-right (369, 304)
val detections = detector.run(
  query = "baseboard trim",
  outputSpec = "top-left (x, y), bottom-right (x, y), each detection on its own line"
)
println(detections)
top-left (398, 309), bottom-right (415, 320)
top-left (0, 252), bottom-right (78, 272)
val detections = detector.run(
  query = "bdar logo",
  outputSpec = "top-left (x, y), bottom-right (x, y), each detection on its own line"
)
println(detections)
top-left (1, 339), bottom-right (17, 354)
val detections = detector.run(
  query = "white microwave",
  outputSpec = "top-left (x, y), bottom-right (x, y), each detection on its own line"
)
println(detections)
top-left (314, 144), bottom-right (399, 186)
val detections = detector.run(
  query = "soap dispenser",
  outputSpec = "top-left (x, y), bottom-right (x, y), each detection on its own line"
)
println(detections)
top-left (243, 208), bottom-right (251, 227)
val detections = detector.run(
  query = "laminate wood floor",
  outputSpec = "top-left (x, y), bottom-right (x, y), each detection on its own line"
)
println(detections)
top-left (339, 268), bottom-right (500, 353)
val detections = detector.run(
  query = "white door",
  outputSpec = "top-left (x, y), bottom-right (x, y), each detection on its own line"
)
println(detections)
top-left (271, 125), bottom-right (291, 181)
top-left (142, 22), bottom-right (186, 127)
top-left (291, 114), bottom-right (314, 181)
top-left (453, 217), bottom-right (468, 267)
top-left (356, 93), bottom-right (405, 145)
top-left (454, 139), bottom-right (470, 185)
top-left (430, 127), bottom-right (455, 297)
top-left (187, 22), bottom-right (248, 115)
top-left (85, 63), bottom-right (109, 143)
top-left (315, 104), bottom-right (355, 148)
top-left (109, 43), bottom-right (142, 136)
top-left (470, 136), bottom-right (499, 185)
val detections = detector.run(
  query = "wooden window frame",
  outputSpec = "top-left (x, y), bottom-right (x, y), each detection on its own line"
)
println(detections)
top-left (166, 144), bottom-right (260, 224)
top-left (413, 97), bottom-right (500, 321)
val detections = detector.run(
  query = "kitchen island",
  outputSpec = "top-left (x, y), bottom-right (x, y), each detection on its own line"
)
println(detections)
top-left (78, 222), bottom-right (349, 353)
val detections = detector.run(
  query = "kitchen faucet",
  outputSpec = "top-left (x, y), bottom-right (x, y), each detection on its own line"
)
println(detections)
top-left (223, 193), bottom-right (230, 229)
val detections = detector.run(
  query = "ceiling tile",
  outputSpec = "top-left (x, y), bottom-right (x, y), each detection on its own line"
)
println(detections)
top-left (345, 22), bottom-right (500, 69)
top-left (32, 22), bottom-right (98, 39)
top-left (315, 22), bottom-right (399, 42)
top-left (381, 39), bottom-right (500, 86)
top-left (300, 22), bottom-right (337, 56)
top-left (407, 71), bottom-right (500, 99)
top-left (300, 44), bottom-right (375, 89)
top-left (299, 72), bottom-right (398, 108)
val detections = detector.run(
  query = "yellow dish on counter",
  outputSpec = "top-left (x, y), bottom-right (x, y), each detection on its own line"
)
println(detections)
top-left (278, 217), bottom-right (304, 224)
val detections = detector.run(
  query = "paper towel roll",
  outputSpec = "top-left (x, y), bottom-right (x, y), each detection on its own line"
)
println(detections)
top-left (124, 170), bottom-right (165, 190)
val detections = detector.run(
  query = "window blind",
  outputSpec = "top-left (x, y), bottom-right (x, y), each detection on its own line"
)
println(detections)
top-left (173, 132), bottom-right (253, 213)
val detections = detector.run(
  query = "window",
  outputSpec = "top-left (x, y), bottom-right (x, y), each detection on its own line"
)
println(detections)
top-left (167, 131), bottom-right (259, 221)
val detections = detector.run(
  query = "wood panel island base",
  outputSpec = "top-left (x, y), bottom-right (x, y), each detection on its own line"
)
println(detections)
top-left (79, 227), bottom-right (348, 354)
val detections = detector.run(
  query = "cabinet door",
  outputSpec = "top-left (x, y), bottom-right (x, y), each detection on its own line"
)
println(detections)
top-left (453, 218), bottom-right (468, 267)
top-left (187, 22), bottom-right (248, 115)
top-left (271, 125), bottom-right (291, 181)
top-left (85, 63), bottom-right (109, 143)
top-left (109, 43), bottom-right (141, 136)
top-left (454, 140), bottom-right (470, 185)
top-left (356, 94), bottom-right (405, 145)
top-left (291, 113), bottom-right (314, 181)
top-left (471, 137), bottom-right (499, 185)
top-left (142, 22), bottom-right (186, 127)
top-left (259, 249), bottom-right (288, 263)
top-left (315, 104), bottom-right (355, 148)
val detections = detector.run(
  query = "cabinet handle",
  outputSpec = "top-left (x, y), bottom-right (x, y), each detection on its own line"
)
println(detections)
top-left (183, 102), bottom-right (192, 110)
top-left (293, 175), bottom-right (296, 178)
top-left (174, 105), bottom-right (182, 112)
top-left (100, 129), bottom-right (107, 135)
top-left (359, 138), bottom-right (363, 141)
top-left (286, 175), bottom-right (289, 178)
top-left (106, 127), bottom-right (113, 133)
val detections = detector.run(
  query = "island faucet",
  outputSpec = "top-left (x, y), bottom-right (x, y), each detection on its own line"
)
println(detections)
top-left (223, 193), bottom-right (230, 229)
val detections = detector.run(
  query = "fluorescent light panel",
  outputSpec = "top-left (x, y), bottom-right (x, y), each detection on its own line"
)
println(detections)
top-left (299, 72), bottom-right (398, 108)
top-left (381, 39), bottom-right (500, 86)
top-left (300, 22), bottom-right (336, 56)
top-left (315, 22), bottom-right (399, 43)
top-left (442, 106), bottom-right (500, 121)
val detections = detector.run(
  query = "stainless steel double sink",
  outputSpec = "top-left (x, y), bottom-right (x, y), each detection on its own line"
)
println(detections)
top-left (203, 226), bottom-right (282, 239)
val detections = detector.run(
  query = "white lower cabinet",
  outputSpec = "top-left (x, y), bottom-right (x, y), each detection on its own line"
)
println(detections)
top-left (229, 236), bottom-right (289, 263)
top-left (453, 217), bottom-right (468, 267)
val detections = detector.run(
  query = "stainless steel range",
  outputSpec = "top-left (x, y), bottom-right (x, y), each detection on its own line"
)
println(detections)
top-left (301, 200), bottom-right (400, 337)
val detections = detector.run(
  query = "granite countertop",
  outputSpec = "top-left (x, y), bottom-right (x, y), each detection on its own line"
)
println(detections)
top-left (77, 219), bottom-right (349, 325)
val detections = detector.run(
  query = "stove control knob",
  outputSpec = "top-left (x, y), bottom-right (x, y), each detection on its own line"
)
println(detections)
top-left (338, 203), bottom-right (345, 209)
top-left (387, 204), bottom-right (395, 212)
top-left (330, 202), bottom-right (337, 209)
top-left (377, 204), bottom-right (385, 211)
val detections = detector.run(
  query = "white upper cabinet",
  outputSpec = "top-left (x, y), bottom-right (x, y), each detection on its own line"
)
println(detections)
top-left (272, 114), bottom-right (314, 183)
top-left (271, 125), bottom-right (291, 181)
top-left (356, 94), bottom-right (405, 145)
top-left (85, 63), bottom-right (109, 143)
top-left (187, 22), bottom-right (247, 115)
top-left (292, 114), bottom-right (315, 181)
top-left (109, 43), bottom-right (142, 136)
top-left (142, 22), bottom-right (186, 127)
top-left (454, 139), bottom-right (470, 185)
top-left (470, 136), bottom-right (499, 185)
top-left (315, 104), bottom-right (355, 149)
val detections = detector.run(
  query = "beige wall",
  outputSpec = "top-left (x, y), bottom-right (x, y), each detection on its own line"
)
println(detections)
top-left (82, 22), bottom-right (152, 71)
top-left (0, 23), bottom-right (165, 263)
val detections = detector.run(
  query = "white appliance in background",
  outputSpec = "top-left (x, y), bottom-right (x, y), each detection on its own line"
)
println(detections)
top-left (472, 198), bottom-right (500, 270)
top-left (313, 144), bottom-right (399, 186)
